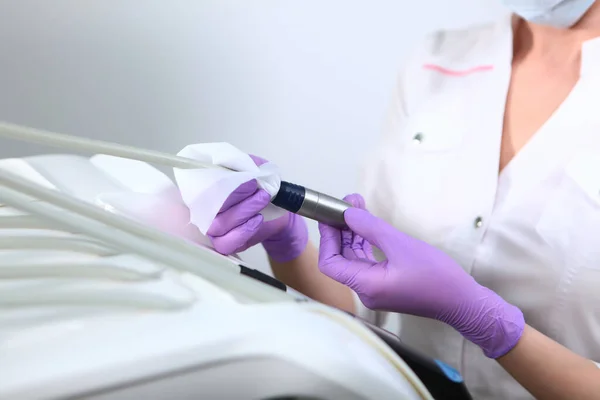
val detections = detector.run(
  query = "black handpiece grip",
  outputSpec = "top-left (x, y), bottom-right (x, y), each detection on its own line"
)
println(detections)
top-left (271, 181), bottom-right (305, 213)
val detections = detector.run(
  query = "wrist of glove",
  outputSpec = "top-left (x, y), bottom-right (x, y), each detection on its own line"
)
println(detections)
top-left (262, 212), bottom-right (309, 262)
top-left (317, 193), bottom-right (525, 359)
top-left (436, 284), bottom-right (525, 359)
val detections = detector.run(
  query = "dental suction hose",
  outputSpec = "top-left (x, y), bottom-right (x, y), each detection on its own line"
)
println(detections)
top-left (0, 122), bottom-right (352, 228)
top-left (271, 181), bottom-right (351, 229)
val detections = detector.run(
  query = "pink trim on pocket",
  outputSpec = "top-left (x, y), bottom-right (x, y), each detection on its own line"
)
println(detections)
top-left (422, 64), bottom-right (494, 76)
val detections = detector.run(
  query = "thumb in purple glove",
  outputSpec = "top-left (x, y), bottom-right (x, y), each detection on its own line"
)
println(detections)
top-left (207, 155), bottom-right (308, 262)
top-left (318, 193), bottom-right (525, 359)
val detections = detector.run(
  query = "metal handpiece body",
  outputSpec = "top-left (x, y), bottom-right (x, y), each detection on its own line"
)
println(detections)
top-left (271, 181), bottom-right (350, 229)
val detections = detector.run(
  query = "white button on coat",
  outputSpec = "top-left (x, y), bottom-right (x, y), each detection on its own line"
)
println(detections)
top-left (357, 13), bottom-right (600, 400)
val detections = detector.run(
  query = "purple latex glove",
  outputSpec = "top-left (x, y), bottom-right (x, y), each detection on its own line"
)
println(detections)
top-left (207, 155), bottom-right (309, 262)
top-left (318, 194), bottom-right (525, 359)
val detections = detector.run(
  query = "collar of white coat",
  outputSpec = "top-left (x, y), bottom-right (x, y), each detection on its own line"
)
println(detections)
top-left (510, 13), bottom-right (600, 78)
top-left (509, 13), bottom-right (600, 78)
top-left (420, 12), bottom-right (600, 78)
top-left (580, 31), bottom-right (600, 78)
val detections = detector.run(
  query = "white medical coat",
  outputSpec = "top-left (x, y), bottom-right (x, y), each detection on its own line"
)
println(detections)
top-left (358, 13), bottom-right (600, 400)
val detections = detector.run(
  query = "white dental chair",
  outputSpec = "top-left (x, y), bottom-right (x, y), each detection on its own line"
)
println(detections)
top-left (0, 122), bottom-right (471, 400)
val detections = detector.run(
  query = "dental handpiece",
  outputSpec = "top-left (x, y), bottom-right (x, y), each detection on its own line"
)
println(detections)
top-left (271, 181), bottom-right (351, 229)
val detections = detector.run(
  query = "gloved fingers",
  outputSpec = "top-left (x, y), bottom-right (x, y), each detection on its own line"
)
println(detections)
top-left (340, 229), bottom-right (370, 260)
top-left (258, 215), bottom-right (290, 241)
top-left (318, 255), bottom-right (374, 290)
top-left (318, 222), bottom-right (343, 263)
top-left (343, 207), bottom-right (404, 263)
top-left (342, 193), bottom-right (366, 210)
top-left (218, 179), bottom-right (259, 213)
top-left (341, 229), bottom-right (353, 248)
top-left (249, 154), bottom-right (268, 167)
top-left (350, 234), bottom-right (370, 260)
top-left (318, 222), bottom-right (370, 284)
top-left (340, 193), bottom-right (370, 259)
top-left (208, 189), bottom-right (271, 236)
top-left (210, 214), bottom-right (263, 255)
top-left (361, 240), bottom-right (375, 259)
top-left (329, 260), bottom-right (370, 288)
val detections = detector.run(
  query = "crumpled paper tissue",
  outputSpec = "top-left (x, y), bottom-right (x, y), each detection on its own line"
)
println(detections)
top-left (173, 142), bottom-right (286, 235)
top-left (92, 142), bottom-right (285, 243)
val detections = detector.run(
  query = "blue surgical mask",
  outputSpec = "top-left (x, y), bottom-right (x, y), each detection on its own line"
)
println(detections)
top-left (502, 0), bottom-right (596, 28)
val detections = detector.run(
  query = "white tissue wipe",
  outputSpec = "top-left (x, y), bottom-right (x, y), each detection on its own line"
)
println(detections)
top-left (174, 143), bottom-right (286, 235)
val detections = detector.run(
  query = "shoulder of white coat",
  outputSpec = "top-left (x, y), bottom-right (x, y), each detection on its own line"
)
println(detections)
top-left (419, 20), bottom-right (505, 66)
top-left (398, 16), bottom-right (512, 112)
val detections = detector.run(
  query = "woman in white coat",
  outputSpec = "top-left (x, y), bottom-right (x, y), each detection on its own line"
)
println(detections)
top-left (206, 1), bottom-right (600, 398)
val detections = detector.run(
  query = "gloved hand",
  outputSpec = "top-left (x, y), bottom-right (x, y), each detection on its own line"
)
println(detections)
top-left (318, 194), bottom-right (525, 359)
top-left (207, 155), bottom-right (309, 262)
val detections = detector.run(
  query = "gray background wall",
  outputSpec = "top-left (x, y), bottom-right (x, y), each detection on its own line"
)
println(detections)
top-left (0, 0), bottom-right (506, 270)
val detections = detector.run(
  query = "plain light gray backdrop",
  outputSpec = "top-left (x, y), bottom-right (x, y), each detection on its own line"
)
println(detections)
top-left (0, 0), bottom-right (506, 272)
